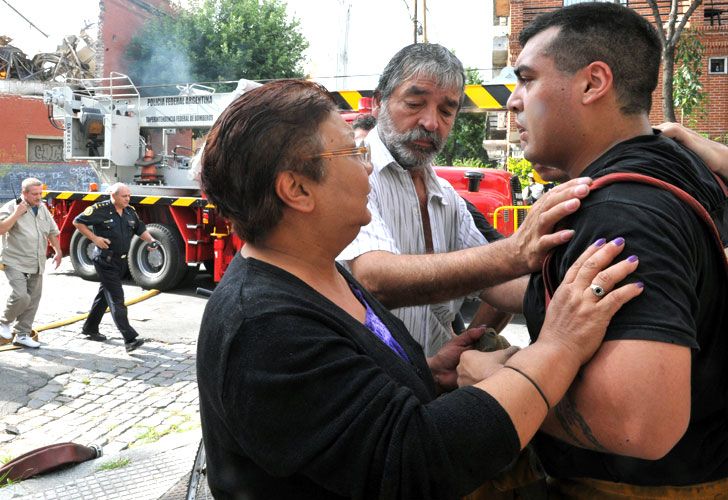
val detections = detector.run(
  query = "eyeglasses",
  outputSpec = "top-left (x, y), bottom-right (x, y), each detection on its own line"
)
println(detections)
top-left (311, 145), bottom-right (371, 164)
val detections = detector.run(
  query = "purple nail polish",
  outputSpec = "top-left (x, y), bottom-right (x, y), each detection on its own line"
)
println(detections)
top-left (593, 238), bottom-right (606, 247)
top-left (613, 237), bottom-right (625, 246)
top-left (627, 255), bottom-right (638, 263)
top-left (635, 281), bottom-right (645, 289)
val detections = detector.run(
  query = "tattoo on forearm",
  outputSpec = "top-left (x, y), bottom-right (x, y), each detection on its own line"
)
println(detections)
top-left (554, 392), bottom-right (608, 452)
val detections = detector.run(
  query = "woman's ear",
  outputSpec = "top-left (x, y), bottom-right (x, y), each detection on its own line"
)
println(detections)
top-left (581, 61), bottom-right (613, 106)
top-left (275, 171), bottom-right (315, 213)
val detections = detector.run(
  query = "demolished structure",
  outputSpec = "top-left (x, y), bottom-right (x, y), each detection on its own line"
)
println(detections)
top-left (0, 26), bottom-right (96, 82)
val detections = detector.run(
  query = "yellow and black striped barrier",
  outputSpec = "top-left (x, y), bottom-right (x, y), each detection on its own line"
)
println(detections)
top-left (42, 191), bottom-right (210, 208)
top-left (330, 84), bottom-right (514, 113)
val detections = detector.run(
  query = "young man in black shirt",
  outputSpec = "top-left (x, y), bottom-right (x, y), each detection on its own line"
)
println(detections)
top-left (504, 2), bottom-right (728, 495)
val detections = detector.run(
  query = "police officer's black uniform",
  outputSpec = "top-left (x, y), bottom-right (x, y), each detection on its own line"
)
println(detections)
top-left (74, 200), bottom-right (146, 345)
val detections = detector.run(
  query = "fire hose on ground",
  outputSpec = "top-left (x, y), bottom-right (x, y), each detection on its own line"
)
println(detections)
top-left (0, 289), bottom-right (161, 352)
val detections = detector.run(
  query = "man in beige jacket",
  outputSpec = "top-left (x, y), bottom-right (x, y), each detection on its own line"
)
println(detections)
top-left (0, 178), bottom-right (62, 348)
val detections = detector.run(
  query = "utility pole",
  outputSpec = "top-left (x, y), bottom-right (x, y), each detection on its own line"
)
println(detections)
top-left (423, 0), bottom-right (428, 43)
top-left (413, 0), bottom-right (418, 43)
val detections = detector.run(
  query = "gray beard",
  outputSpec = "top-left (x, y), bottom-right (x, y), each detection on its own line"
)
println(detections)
top-left (377, 104), bottom-right (443, 171)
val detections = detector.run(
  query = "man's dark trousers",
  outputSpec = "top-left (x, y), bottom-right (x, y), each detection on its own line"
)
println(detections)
top-left (83, 255), bottom-right (139, 343)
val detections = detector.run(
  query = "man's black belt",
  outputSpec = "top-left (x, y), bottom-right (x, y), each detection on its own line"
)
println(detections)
top-left (98, 252), bottom-right (127, 262)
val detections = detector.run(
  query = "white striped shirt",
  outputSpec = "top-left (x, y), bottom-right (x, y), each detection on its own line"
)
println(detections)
top-left (338, 127), bottom-right (488, 356)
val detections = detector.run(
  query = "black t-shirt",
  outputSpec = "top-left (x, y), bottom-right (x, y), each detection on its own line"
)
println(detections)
top-left (461, 197), bottom-right (505, 242)
top-left (523, 132), bottom-right (728, 486)
top-left (74, 200), bottom-right (146, 255)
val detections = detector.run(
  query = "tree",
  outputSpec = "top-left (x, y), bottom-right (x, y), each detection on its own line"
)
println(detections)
top-left (646, 0), bottom-right (703, 122)
top-left (673, 29), bottom-right (706, 126)
top-left (507, 156), bottom-right (533, 189)
top-left (435, 68), bottom-right (490, 167)
top-left (125, 0), bottom-right (308, 92)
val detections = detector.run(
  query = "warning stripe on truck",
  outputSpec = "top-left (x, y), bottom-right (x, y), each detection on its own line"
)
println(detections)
top-left (42, 191), bottom-right (210, 207)
top-left (330, 90), bottom-right (374, 111)
top-left (329, 84), bottom-right (514, 112)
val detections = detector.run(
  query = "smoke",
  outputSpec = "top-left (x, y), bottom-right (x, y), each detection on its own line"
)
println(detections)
top-left (124, 25), bottom-right (194, 96)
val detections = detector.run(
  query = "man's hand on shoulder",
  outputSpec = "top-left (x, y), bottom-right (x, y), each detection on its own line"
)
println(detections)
top-left (656, 122), bottom-right (728, 182)
top-left (508, 177), bottom-right (592, 274)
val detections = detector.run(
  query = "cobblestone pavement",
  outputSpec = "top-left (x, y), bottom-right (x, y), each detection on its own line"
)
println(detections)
top-left (0, 325), bottom-right (200, 499)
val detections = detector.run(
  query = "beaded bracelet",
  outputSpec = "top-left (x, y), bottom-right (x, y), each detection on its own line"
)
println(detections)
top-left (503, 365), bottom-right (551, 411)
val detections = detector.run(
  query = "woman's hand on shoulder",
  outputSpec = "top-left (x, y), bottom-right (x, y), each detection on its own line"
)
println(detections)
top-left (538, 237), bottom-right (644, 367)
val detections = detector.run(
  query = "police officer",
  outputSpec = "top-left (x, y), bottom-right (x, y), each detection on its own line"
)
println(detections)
top-left (73, 182), bottom-right (158, 353)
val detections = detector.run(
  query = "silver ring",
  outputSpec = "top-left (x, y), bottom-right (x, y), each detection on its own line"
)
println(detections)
top-left (590, 284), bottom-right (606, 298)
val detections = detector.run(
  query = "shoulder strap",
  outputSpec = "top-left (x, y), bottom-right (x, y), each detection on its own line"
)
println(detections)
top-left (543, 172), bottom-right (728, 307)
top-left (711, 172), bottom-right (728, 199)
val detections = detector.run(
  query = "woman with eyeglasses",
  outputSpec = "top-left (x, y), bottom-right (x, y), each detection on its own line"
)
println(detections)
top-left (196, 79), bottom-right (644, 500)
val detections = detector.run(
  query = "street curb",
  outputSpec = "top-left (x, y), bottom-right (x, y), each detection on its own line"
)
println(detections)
top-left (1, 429), bottom-right (200, 499)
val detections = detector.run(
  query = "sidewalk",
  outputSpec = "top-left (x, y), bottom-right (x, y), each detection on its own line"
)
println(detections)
top-left (0, 325), bottom-right (201, 499)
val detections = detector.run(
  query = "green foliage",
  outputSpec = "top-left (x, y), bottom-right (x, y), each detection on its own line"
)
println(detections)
top-left (125, 0), bottom-right (308, 92)
top-left (132, 413), bottom-right (194, 445)
top-left (452, 157), bottom-right (487, 168)
top-left (506, 157), bottom-right (533, 188)
top-left (0, 471), bottom-right (14, 488)
top-left (673, 29), bottom-right (706, 127)
top-left (0, 456), bottom-right (11, 488)
top-left (435, 68), bottom-right (491, 167)
top-left (712, 133), bottom-right (728, 146)
top-left (97, 457), bottom-right (131, 472)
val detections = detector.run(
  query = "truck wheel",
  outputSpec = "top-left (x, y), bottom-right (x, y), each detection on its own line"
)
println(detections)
top-left (128, 223), bottom-right (187, 291)
top-left (69, 230), bottom-right (99, 281)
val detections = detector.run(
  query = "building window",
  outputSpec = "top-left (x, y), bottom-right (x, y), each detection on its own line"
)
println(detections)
top-left (709, 57), bottom-right (727, 74)
top-left (27, 138), bottom-right (63, 162)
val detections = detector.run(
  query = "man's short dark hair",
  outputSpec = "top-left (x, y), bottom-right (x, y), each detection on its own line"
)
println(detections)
top-left (519, 2), bottom-right (661, 115)
top-left (352, 114), bottom-right (376, 132)
top-left (375, 43), bottom-right (465, 104)
top-left (201, 80), bottom-right (337, 244)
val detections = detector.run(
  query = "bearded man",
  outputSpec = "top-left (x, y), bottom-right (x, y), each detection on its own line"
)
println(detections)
top-left (338, 43), bottom-right (573, 357)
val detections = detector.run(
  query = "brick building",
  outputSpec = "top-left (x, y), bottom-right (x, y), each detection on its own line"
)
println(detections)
top-left (97, 0), bottom-right (175, 78)
top-left (508, 0), bottom-right (728, 144)
top-left (0, 92), bottom-right (62, 164)
top-left (0, 0), bottom-right (176, 168)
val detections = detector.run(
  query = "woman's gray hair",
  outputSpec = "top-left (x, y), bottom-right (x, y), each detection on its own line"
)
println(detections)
top-left (375, 43), bottom-right (465, 104)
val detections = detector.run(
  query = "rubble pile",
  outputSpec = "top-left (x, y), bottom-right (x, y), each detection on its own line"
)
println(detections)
top-left (0, 26), bottom-right (96, 82)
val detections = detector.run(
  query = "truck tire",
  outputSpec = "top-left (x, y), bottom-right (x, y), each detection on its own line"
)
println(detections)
top-left (69, 230), bottom-right (99, 281)
top-left (128, 223), bottom-right (187, 291)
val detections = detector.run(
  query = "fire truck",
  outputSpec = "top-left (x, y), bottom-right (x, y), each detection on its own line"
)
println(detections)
top-left (43, 73), bottom-right (521, 290)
